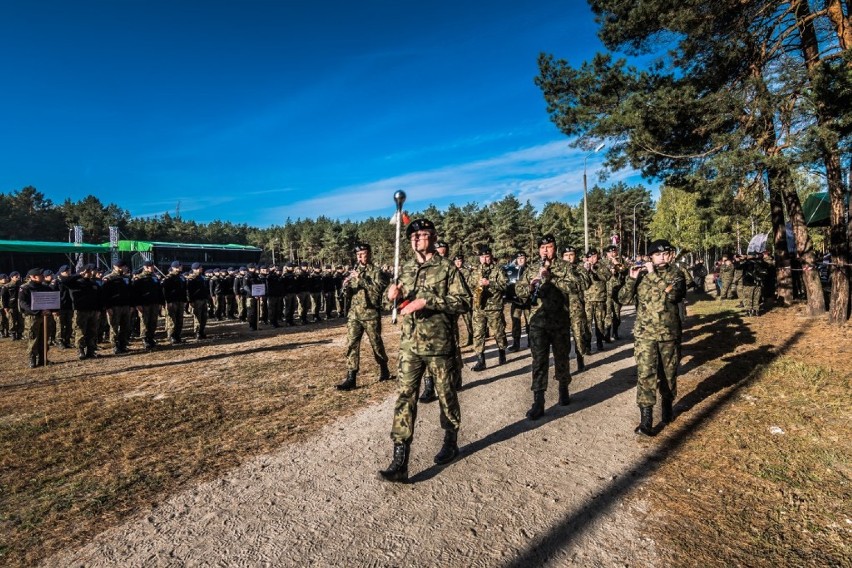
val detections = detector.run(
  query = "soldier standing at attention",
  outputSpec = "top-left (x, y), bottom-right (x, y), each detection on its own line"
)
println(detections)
top-left (583, 248), bottom-right (610, 351)
top-left (296, 263), bottom-right (312, 324)
top-left (55, 265), bottom-right (75, 348)
top-left (266, 266), bottom-right (284, 328)
top-left (234, 266), bottom-right (248, 322)
top-left (66, 264), bottom-right (102, 360)
top-left (308, 265), bottom-right (324, 322)
top-left (132, 260), bottom-right (163, 349)
top-left (101, 259), bottom-right (134, 354)
top-left (504, 252), bottom-right (531, 352)
top-left (562, 246), bottom-right (592, 372)
top-left (161, 261), bottom-right (187, 344)
top-left (453, 254), bottom-right (473, 347)
top-left (336, 244), bottom-right (391, 391)
top-left (19, 268), bottom-right (51, 368)
top-left (2, 271), bottom-right (23, 341)
top-left (601, 244), bottom-right (627, 340)
top-left (0, 273), bottom-right (9, 338)
top-left (282, 263), bottom-right (298, 325)
top-left (718, 255), bottom-right (735, 299)
top-left (333, 265), bottom-right (346, 318)
top-left (618, 239), bottom-right (686, 436)
top-left (186, 262), bottom-right (210, 339)
top-left (380, 219), bottom-right (471, 482)
top-left (321, 266), bottom-right (336, 320)
top-left (514, 235), bottom-right (574, 420)
top-left (223, 267), bottom-right (238, 319)
top-left (242, 263), bottom-right (262, 331)
top-left (468, 244), bottom-right (508, 371)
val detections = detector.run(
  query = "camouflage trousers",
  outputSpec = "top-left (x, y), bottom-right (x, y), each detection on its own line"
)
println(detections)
top-left (346, 315), bottom-right (388, 371)
top-left (298, 292), bottom-right (312, 321)
top-left (258, 296), bottom-right (268, 322)
top-left (605, 298), bottom-right (622, 329)
top-left (73, 309), bottom-right (99, 351)
top-left (24, 313), bottom-right (47, 360)
top-left (55, 309), bottom-right (72, 345)
top-left (509, 304), bottom-right (530, 344)
top-left (585, 300), bottom-right (607, 340)
top-left (310, 292), bottom-right (322, 319)
top-left (323, 291), bottom-right (336, 317)
top-left (165, 302), bottom-right (185, 340)
top-left (458, 311), bottom-right (473, 344)
top-left (107, 305), bottom-right (132, 348)
top-left (214, 294), bottom-right (226, 319)
top-left (7, 308), bottom-right (23, 337)
top-left (528, 324), bottom-right (572, 392)
top-left (246, 297), bottom-right (259, 329)
top-left (284, 293), bottom-right (298, 323)
top-left (0, 308), bottom-right (8, 335)
top-left (391, 350), bottom-right (461, 444)
top-left (472, 308), bottom-right (507, 354)
top-left (634, 337), bottom-right (680, 407)
top-left (190, 299), bottom-right (208, 334)
top-left (719, 278), bottom-right (734, 299)
top-left (139, 305), bottom-right (160, 342)
top-left (225, 295), bottom-right (237, 319)
top-left (570, 305), bottom-right (591, 356)
top-left (237, 295), bottom-right (247, 320)
top-left (743, 285), bottom-right (761, 311)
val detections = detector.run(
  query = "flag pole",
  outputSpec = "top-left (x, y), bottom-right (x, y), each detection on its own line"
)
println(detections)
top-left (391, 190), bottom-right (406, 324)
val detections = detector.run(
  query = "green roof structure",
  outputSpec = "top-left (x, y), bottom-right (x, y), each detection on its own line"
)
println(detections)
top-left (0, 239), bottom-right (109, 253)
top-left (108, 240), bottom-right (261, 252)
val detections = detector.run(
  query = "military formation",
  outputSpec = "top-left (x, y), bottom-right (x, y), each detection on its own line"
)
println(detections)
top-left (1, 259), bottom-right (355, 368)
top-left (3, 221), bottom-right (741, 483)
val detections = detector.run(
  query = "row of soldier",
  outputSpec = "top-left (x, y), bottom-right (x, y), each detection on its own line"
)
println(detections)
top-left (1, 260), bottom-right (360, 368)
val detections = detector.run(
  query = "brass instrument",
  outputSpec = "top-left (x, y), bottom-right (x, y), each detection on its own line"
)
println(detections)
top-left (473, 265), bottom-right (492, 309)
top-left (530, 257), bottom-right (548, 304)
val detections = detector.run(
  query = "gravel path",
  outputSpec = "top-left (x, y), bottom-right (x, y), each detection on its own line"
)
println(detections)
top-left (48, 307), bottom-right (659, 567)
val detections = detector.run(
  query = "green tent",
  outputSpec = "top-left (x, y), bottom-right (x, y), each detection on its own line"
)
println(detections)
top-left (108, 240), bottom-right (261, 252)
top-left (0, 239), bottom-right (109, 253)
top-left (802, 192), bottom-right (830, 227)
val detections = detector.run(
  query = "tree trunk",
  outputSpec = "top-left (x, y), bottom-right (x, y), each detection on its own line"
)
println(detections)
top-left (768, 168), bottom-right (793, 305)
top-left (828, 155), bottom-right (850, 323)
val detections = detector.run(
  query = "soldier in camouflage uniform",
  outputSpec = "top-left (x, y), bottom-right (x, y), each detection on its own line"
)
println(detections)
top-left (617, 239), bottom-right (686, 436)
top-left (453, 254), bottom-right (473, 346)
top-left (718, 255), bottom-right (734, 299)
top-left (161, 261), bottom-right (187, 344)
top-left (504, 252), bottom-right (531, 352)
top-left (732, 254), bottom-right (745, 304)
top-left (601, 244), bottom-right (627, 340)
top-left (186, 263), bottom-right (210, 339)
top-left (514, 235), bottom-right (574, 420)
top-left (335, 243), bottom-right (392, 391)
top-left (562, 246), bottom-right (592, 372)
top-left (132, 260), bottom-right (163, 349)
top-left (468, 244), bottom-right (508, 371)
top-left (379, 219), bottom-right (471, 482)
top-left (2, 271), bottom-right (23, 341)
top-left (583, 248), bottom-right (611, 351)
top-left (19, 268), bottom-right (51, 367)
top-left (66, 264), bottom-right (102, 360)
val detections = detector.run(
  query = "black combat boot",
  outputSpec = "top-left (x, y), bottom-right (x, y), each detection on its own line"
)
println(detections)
top-left (661, 397), bottom-right (674, 424)
top-left (335, 370), bottom-right (357, 391)
top-left (612, 322), bottom-right (620, 340)
top-left (78, 347), bottom-right (87, 360)
top-left (576, 352), bottom-right (585, 372)
top-left (558, 380), bottom-right (570, 406)
top-left (378, 442), bottom-right (410, 482)
top-left (29, 354), bottom-right (38, 368)
top-left (497, 349), bottom-right (506, 365)
top-left (86, 346), bottom-right (99, 359)
top-left (604, 325), bottom-right (614, 343)
top-left (378, 363), bottom-right (392, 382)
top-left (508, 337), bottom-right (520, 352)
top-left (465, 332), bottom-right (473, 346)
top-left (634, 406), bottom-right (654, 437)
top-left (472, 353), bottom-right (486, 372)
top-left (526, 390), bottom-right (545, 420)
top-left (419, 376), bottom-right (437, 403)
top-left (434, 430), bottom-right (459, 465)
top-left (596, 332), bottom-right (605, 351)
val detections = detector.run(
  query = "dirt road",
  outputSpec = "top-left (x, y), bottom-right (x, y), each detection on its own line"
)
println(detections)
top-left (47, 308), bottom-right (659, 567)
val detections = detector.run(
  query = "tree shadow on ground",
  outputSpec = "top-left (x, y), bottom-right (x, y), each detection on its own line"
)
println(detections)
top-left (497, 317), bottom-right (813, 567)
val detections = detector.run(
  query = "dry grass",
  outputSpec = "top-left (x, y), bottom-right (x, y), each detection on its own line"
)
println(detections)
top-left (640, 297), bottom-right (852, 567)
top-left (0, 318), bottom-right (400, 567)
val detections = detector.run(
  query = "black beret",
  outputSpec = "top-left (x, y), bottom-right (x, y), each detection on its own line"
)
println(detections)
top-left (452, 254), bottom-right (464, 261)
top-left (436, 241), bottom-right (449, 249)
top-left (43, 269), bottom-right (53, 277)
top-left (562, 246), bottom-right (578, 254)
top-left (477, 244), bottom-right (492, 255)
top-left (191, 262), bottom-right (202, 270)
top-left (405, 218), bottom-right (436, 237)
top-left (239, 266), bottom-right (247, 271)
top-left (537, 234), bottom-right (556, 246)
top-left (113, 259), bottom-right (127, 268)
top-left (0, 273), bottom-right (7, 280)
top-left (515, 251), bottom-right (527, 258)
top-left (57, 264), bottom-right (70, 273)
top-left (585, 248), bottom-right (599, 258)
top-left (648, 239), bottom-right (674, 254)
top-left (170, 261), bottom-right (182, 269)
top-left (353, 243), bottom-right (371, 253)
top-left (604, 244), bottom-right (618, 252)
top-left (246, 263), bottom-right (256, 269)
top-left (9, 271), bottom-right (20, 278)
top-left (83, 263), bottom-right (96, 272)
top-left (258, 264), bottom-right (266, 269)
top-left (142, 260), bottom-right (154, 267)
top-left (27, 267), bottom-right (43, 277)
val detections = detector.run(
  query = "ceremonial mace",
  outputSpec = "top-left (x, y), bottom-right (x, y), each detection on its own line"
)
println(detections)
top-left (391, 190), bottom-right (406, 323)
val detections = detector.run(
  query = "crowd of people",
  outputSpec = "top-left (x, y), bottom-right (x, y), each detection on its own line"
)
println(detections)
top-left (3, 222), bottom-right (766, 482)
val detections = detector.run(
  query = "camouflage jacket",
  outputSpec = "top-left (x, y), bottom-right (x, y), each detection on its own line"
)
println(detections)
top-left (345, 263), bottom-right (388, 321)
top-left (397, 254), bottom-right (471, 356)
top-left (515, 257), bottom-right (572, 329)
top-left (617, 264), bottom-right (686, 341)
top-left (584, 262), bottom-right (611, 302)
top-left (600, 256), bottom-right (627, 297)
top-left (719, 263), bottom-right (734, 280)
top-left (466, 262), bottom-right (508, 312)
top-left (564, 262), bottom-right (591, 312)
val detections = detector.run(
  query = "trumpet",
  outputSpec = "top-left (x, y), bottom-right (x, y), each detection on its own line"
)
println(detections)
top-left (530, 257), bottom-right (548, 305)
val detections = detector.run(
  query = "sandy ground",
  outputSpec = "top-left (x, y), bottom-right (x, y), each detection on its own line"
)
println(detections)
top-left (46, 307), bottom-right (659, 567)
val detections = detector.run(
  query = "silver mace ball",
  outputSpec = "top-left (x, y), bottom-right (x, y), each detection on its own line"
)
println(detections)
top-left (394, 190), bottom-right (406, 208)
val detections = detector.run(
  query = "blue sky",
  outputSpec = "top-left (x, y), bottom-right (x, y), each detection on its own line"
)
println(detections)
top-left (0, 1), bottom-right (645, 226)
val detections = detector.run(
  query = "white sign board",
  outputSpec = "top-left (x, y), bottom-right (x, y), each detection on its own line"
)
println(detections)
top-left (31, 291), bottom-right (61, 311)
top-left (251, 284), bottom-right (266, 297)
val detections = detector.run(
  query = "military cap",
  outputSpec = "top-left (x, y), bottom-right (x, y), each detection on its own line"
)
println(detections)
top-left (142, 260), bottom-right (154, 267)
top-left (585, 248), bottom-right (599, 258)
top-left (647, 239), bottom-right (674, 254)
top-left (477, 244), bottom-right (492, 255)
top-left (258, 264), bottom-right (266, 269)
top-left (43, 269), bottom-right (53, 277)
top-left (537, 234), bottom-right (556, 246)
top-left (562, 246), bottom-right (578, 254)
top-left (604, 244), bottom-right (618, 253)
top-left (405, 218), bottom-right (436, 237)
top-left (83, 263), bottom-right (96, 272)
top-left (170, 260), bottom-right (182, 269)
top-left (239, 266), bottom-right (247, 271)
top-left (57, 264), bottom-right (70, 273)
top-left (191, 262), bottom-right (202, 270)
top-left (9, 271), bottom-right (20, 278)
top-left (285, 262), bottom-right (294, 268)
top-left (436, 241), bottom-right (449, 250)
top-left (0, 273), bottom-right (7, 280)
top-left (228, 267), bottom-right (237, 272)
top-left (113, 259), bottom-right (127, 268)
top-left (516, 251), bottom-right (527, 258)
top-left (26, 267), bottom-right (43, 277)
top-left (353, 243), bottom-right (371, 252)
